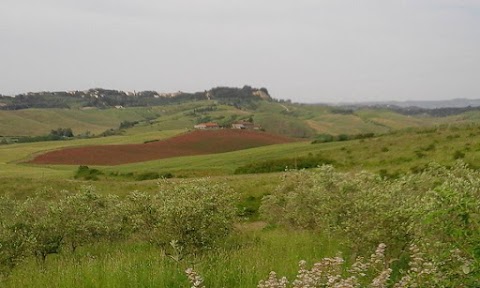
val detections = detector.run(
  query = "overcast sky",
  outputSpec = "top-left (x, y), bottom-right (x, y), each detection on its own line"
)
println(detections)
top-left (1, 0), bottom-right (479, 103)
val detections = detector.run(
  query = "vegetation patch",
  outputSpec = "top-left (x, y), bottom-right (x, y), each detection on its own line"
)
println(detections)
top-left (234, 154), bottom-right (334, 174)
top-left (311, 132), bottom-right (375, 144)
top-left (261, 163), bottom-right (479, 286)
top-left (74, 165), bottom-right (103, 180)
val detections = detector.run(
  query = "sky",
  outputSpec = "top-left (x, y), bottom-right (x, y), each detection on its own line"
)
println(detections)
top-left (1, 0), bottom-right (479, 103)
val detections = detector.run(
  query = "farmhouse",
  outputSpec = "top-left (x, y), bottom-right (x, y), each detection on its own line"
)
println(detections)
top-left (194, 122), bottom-right (220, 130)
top-left (231, 121), bottom-right (260, 130)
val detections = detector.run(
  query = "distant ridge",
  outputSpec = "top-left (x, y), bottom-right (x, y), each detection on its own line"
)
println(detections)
top-left (0, 86), bottom-right (271, 110)
top-left (333, 98), bottom-right (480, 109)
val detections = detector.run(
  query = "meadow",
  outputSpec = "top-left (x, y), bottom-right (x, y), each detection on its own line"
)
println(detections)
top-left (2, 102), bottom-right (480, 287)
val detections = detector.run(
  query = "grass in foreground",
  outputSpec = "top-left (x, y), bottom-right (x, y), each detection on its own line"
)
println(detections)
top-left (3, 230), bottom-right (338, 288)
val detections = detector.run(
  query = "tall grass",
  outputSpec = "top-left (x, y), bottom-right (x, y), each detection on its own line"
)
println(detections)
top-left (3, 230), bottom-right (339, 288)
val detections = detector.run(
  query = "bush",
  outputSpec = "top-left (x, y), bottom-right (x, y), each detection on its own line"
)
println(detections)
top-left (124, 180), bottom-right (237, 253)
top-left (0, 180), bottom-right (238, 275)
top-left (311, 134), bottom-right (334, 143)
top-left (312, 133), bottom-right (375, 144)
top-left (337, 134), bottom-right (350, 141)
top-left (134, 172), bottom-right (160, 181)
top-left (260, 163), bottom-right (480, 286)
top-left (57, 187), bottom-right (127, 252)
top-left (153, 179), bottom-right (238, 252)
top-left (74, 166), bottom-right (103, 180)
top-left (234, 155), bottom-right (334, 174)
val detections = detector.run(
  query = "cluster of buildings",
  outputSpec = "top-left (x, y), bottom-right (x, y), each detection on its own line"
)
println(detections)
top-left (194, 121), bottom-right (261, 130)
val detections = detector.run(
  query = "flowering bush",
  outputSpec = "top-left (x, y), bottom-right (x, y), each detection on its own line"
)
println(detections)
top-left (186, 244), bottom-right (440, 288)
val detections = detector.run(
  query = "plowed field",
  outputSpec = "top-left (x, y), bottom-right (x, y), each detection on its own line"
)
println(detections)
top-left (29, 130), bottom-right (296, 165)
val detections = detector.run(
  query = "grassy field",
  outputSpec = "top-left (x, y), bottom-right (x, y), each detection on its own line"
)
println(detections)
top-left (2, 104), bottom-right (480, 287)
top-left (2, 122), bottom-right (480, 179)
top-left (2, 229), bottom-right (339, 288)
top-left (0, 129), bottom-right (185, 178)
top-left (0, 107), bottom-right (162, 136)
top-left (2, 100), bottom-right (476, 139)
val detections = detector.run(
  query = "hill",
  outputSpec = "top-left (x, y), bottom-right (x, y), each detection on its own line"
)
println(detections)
top-left (0, 86), bottom-right (270, 110)
top-left (3, 87), bottom-right (480, 140)
top-left (334, 97), bottom-right (480, 109)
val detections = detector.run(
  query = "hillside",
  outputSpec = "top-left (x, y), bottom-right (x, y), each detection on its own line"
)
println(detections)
top-left (337, 98), bottom-right (480, 109)
top-left (0, 107), bottom-right (160, 137)
top-left (0, 86), bottom-right (270, 110)
top-left (3, 87), bottom-right (480, 140)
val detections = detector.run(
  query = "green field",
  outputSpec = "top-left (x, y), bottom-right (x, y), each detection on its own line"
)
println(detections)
top-left (2, 103), bottom-right (480, 287)
top-left (2, 101), bottom-right (475, 139)
top-left (3, 121), bottom-right (480, 180)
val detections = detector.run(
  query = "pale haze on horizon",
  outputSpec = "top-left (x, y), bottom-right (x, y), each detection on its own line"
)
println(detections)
top-left (1, 0), bottom-right (479, 103)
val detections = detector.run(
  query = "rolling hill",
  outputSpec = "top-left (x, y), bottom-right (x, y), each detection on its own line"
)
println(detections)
top-left (2, 86), bottom-right (480, 142)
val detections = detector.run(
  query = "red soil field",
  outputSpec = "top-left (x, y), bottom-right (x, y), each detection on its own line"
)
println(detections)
top-left (30, 130), bottom-right (296, 165)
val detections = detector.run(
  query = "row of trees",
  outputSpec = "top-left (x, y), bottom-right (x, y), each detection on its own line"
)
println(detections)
top-left (1, 86), bottom-right (271, 110)
top-left (0, 180), bottom-right (237, 276)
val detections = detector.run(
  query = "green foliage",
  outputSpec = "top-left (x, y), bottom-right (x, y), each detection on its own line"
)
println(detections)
top-left (0, 197), bottom-right (33, 274)
top-left (190, 243), bottom-right (440, 288)
top-left (234, 155), bottom-right (335, 174)
top-left (311, 132), bottom-right (375, 144)
top-left (0, 87), bottom-right (269, 111)
top-left (0, 180), bottom-right (237, 277)
top-left (120, 180), bottom-right (238, 252)
top-left (75, 167), bottom-right (175, 181)
top-left (260, 163), bottom-right (480, 286)
top-left (152, 179), bottom-right (238, 252)
top-left (311, 133), bottom-right (334, 143)
top-left (119, 120), bottom-right (139, 129)
top-left (50, 128), bottom-right (74, 138)
top-left (74, 166), bottom-right (103, 180)
top-left (57, 187), bottom-right (128, 252)
top-left (16, 127), bottom-right (75, 143)
top-left (134, 172), bottom-right (173, 181)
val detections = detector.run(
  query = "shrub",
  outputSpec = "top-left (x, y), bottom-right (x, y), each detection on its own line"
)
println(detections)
top-left (11, 194), bottom-right (65, 263)
top-left (57, 187), bottom-right (127, 252)
top-left (74, 166), bottom-right (103, 180)
top-left (0, 180), bottom-right (238, 275)
top-left (337, 134), bottom-right (350, 141)
top-left (153, 179), bottom-right (238, 252)
top-left (124, 179), bottom-right (237, 253)
top-left (234, 155), bottom-right (334, 174)
top-left (260, 163), bottom-right (480, 286)
top-left (0, 197), bottom-right (33, 275)
top-left (134, 172), bottom-right (160, 181)
top-left (311, 134), bottom-right (334, 144)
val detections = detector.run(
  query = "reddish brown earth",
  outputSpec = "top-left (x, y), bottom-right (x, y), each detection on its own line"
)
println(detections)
top-left (30, 130), bottom-right (296, 165)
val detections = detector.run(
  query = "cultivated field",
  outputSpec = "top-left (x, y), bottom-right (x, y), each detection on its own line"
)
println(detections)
top-left (29, 130), bottom-right (296, 165)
